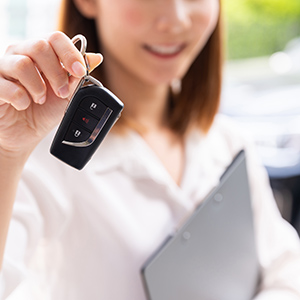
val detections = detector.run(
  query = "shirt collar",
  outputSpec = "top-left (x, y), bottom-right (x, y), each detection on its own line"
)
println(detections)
top-left (90, 129), bottom-right (218, 192)
top-left (91, 130), bottom-right (180, 187)
top-left (90, 121), bottom-right (234, 200)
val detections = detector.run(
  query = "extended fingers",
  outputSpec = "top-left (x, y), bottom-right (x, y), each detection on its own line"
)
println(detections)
top-left (5, 32), bottom-right (88, 100)
top-left (6, 34), bottom-right (69, 99)
top-left (1, 32), bottom-right (104, 111)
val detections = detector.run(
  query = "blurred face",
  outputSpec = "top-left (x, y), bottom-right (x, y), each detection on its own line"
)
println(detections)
top-left (90, 0), bottom-right (219, 86)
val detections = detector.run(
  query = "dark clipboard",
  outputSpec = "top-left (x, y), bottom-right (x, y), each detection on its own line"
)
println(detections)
top-left (141, 150), bottom-right (260, 300)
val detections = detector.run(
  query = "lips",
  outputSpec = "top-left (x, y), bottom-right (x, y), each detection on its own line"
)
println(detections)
top-left (143, 43), bottom-right (186, 58)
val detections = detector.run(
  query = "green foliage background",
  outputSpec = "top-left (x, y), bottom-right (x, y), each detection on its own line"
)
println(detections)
top-left (223, 0), bottom-right (300, 59)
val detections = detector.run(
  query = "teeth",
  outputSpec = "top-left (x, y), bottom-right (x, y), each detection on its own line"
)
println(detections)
top-left (147, 44), bottom-right (182, 55)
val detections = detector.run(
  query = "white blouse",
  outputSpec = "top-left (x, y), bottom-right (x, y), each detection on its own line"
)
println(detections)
top-left (1, 114), bottom-right (300, 300)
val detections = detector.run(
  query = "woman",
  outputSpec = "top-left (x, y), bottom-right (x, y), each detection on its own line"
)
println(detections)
top-left (0, 0), bottom-right (300, 299)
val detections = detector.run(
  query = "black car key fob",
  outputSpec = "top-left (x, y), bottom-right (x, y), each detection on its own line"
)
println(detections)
top-left (50, 35), bottom-right (124, 170)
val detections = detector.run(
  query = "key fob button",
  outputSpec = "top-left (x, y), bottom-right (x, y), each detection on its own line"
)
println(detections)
top-left (80, 97), bottom-right (107, 118)
top-left (64, 123), bottom-right (91, 143)
top-left (73, 109), bottom-right (98, 132)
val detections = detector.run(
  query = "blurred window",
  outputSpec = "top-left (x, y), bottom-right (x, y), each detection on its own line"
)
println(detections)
top-left (0, 0), bottom-right (61, 54)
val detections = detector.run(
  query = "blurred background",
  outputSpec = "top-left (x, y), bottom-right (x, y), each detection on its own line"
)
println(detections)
top-left (1, 0), bottom-right (300, 235)
top-left (0, 0), bottom-right (61, 53)
top-left (222, 0), bottom-right (300, 236)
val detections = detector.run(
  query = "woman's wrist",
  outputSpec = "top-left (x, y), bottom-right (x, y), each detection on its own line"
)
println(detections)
top-left (0, 145), bottom-right (33, 174)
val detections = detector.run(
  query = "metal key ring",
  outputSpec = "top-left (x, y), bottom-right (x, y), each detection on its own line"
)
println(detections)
top-left (71, 34), bottom-right (90, 73)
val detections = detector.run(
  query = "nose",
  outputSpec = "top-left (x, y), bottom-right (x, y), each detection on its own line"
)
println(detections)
top-left (155, 0), bottom-right (192, 34)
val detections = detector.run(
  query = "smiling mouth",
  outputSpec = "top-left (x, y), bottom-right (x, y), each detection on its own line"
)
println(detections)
top-left (144, 44), bottom-right (185, 58)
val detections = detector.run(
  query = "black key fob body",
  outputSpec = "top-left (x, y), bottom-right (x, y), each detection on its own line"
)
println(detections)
top-left (50, 77), bottom-right (124, 170)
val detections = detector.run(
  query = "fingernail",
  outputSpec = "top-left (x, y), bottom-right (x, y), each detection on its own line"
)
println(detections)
top-left (71, 61), bottom-right (86, 77)
top-left (58, 84), bottom-right (69, 98)
top-left (38, 95), bottom-right (46, 105)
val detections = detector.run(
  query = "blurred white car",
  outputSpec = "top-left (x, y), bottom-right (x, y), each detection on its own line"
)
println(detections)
top-left (222, 38), bottom-right (300, 179)
top-left (221, 39), bottom-right (300, 233)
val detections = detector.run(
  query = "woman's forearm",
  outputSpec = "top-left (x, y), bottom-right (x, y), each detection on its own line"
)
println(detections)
top-left (0, 150), bottom-right (29, 269)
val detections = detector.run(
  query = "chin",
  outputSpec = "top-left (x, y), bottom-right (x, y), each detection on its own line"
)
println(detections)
top-left (144, 69), bottom-right (185, 86)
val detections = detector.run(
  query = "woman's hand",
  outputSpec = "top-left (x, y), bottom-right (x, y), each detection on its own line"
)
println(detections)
top-left (0, 31), bottom-right (102, 157)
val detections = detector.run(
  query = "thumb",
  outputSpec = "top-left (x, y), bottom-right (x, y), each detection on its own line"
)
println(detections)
top-left (86, 53), bottom-right (103, 73)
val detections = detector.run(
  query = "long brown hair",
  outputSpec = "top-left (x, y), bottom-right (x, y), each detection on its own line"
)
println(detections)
top-left (58, 0), bottom-right (223, 135)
